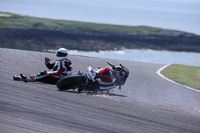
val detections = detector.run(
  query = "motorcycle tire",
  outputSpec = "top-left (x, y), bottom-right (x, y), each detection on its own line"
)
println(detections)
top-left (56, 74), bottom-right (82, 91)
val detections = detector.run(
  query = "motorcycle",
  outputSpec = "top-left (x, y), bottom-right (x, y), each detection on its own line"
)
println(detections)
top-left (56, 62), bottom-right (129, 93)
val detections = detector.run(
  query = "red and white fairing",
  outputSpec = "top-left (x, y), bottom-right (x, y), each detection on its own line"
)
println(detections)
top-left (87, 66), bottom-right (117, 86)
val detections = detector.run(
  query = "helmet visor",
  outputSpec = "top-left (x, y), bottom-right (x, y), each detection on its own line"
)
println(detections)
top-left (56, 52), bottom-right (67, 57)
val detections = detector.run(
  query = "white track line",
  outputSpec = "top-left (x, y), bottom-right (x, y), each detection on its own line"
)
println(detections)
top-left (156, 65), bottom-right (200, 93)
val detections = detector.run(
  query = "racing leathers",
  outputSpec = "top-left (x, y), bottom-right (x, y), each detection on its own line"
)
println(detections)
top-left (20, 57), bottom-right (73, 84)
top-left (45, 57), bottom-right (73, 77)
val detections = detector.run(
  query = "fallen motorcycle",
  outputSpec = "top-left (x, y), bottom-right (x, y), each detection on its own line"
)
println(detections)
top-left (56, 62), bottom-right (129, 93)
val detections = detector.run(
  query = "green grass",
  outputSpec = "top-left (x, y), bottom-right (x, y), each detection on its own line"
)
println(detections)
top-left (161, 64), bottom-right (200, 90)
top-left (0, 12), bottom-right (180, 34)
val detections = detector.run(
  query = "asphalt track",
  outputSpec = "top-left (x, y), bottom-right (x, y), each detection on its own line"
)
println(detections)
top-left (0, 48), bottom-right (200, 133)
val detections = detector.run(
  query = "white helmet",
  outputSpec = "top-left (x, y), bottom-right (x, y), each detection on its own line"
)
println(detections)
top-left (56, 48), bottom-right (68, 60)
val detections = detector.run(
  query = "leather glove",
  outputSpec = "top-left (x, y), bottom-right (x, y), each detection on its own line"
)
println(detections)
top-left (40, 70), bottom-right (47, 75)
top-left (45, 57), bottom-right (50, 63)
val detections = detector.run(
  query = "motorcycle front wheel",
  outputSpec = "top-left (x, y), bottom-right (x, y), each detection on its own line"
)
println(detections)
top-left (56, 74), bottom-right (82, 91)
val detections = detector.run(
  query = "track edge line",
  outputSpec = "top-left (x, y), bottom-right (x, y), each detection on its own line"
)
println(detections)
top-left (156, 65), bottom-right (200, 93)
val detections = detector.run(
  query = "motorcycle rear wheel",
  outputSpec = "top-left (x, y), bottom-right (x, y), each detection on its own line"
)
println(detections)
top-left (56, 75), bottom-right (82, 91)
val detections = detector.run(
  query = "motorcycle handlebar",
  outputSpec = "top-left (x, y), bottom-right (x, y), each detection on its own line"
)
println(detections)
top-left (107, 62), bottom-right (114, 67)
top-left (120, 64), bottom-right (124, 72)
top-left (107, 62), bottom-right (124, 71)
top-left (107, 62), bottom-right (115, 69)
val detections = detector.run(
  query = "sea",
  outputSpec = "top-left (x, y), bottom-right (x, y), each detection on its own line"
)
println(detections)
top-left (0, 0), bottom-right (200, 66)
top-left (68, 49), bottom-right (200, 66)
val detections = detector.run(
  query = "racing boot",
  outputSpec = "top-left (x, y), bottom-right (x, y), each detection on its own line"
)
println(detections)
top-left (13, 75), bottom-right (22, 81)
top-left (20, 73), bottom-right (36, 83)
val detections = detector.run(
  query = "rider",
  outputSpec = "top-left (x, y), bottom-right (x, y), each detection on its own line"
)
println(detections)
top-left (13, 48), bottom-right (73, 84)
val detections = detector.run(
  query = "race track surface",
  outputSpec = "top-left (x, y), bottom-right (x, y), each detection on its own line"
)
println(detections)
top-left (0, 48), bottom-right (200, 133)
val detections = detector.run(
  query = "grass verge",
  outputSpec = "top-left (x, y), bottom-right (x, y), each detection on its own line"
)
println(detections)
top-left (161, 64), bottom-right (200, 90)
top-left (0, 12), bottom-right (182, 35)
